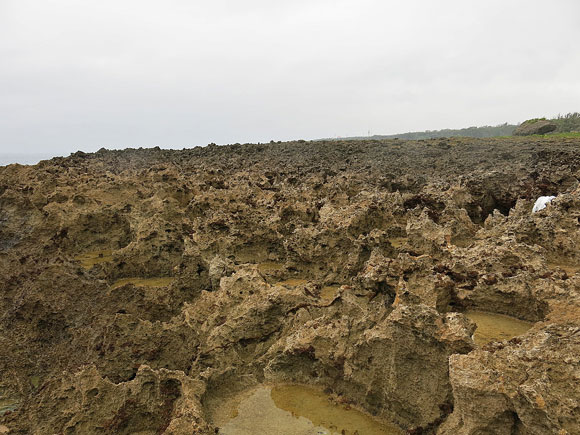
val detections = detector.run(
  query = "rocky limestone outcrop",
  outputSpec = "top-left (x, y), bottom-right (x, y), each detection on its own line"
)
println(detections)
top-left (2, 136), bottom-right (580, 433)
top-left (439, 321), bottom-right (580, 435)
top-left (513, 120), bottom-right (558, 136)
top-left (2, 365), bottom-right (211, 434)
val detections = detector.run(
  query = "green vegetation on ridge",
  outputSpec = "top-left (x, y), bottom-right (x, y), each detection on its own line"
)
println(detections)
top-left (326, 112), bottom-right (580, 141)
top-left (552, 112), bottom-right (580, 133)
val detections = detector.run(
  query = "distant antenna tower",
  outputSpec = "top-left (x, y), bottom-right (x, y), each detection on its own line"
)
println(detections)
top-left (368, 129), bottom-right (371, 137)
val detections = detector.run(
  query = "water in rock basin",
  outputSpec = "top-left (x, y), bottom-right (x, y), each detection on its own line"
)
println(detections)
top-left (213, 384), bottom-right (402, 435)
top-left (465, 310), bottom-right (533, 346)
top-left (276, 278), bottom-right (309, 287)
top-left (320, 286), bottom-right (340, 301)
top-left (258, 262), bottom-right (285, 272)
top-left (387, 237), bottom-right (407, 249)
top-left (111, 277), bottom-right (174, 289)
top-left (75, 250), bottom-right (113, 269)
top-left (547, 262), bottom-right (579, 276)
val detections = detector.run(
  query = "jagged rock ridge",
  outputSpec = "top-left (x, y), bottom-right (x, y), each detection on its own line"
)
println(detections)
top-left (1, 136), bottom-right (579, 434)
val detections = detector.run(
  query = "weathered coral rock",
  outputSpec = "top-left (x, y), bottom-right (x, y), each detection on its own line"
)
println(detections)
top-left (2, 136), bottom-right (580, 433)
top-left (2, 365), bottom-right (211, 434)
top-left (513, 120), bottom-right (558, 136)
top-left (263, 303), bottom-right (475, 430)
top-left (439, 322), bottom-right (580, 434)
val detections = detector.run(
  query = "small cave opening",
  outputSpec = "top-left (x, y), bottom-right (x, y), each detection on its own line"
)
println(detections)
top-left (466, 193), bottom-right (519, 224)
top-left (403, 195), bottom-right (446, 223)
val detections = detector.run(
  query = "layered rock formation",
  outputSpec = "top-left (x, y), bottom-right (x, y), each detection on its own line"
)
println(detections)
top-left (513, 120), bottom-right (558, 136)
top-left (1, 136), bottom-right (579, 433)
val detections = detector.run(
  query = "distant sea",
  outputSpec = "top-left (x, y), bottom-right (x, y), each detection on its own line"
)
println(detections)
top-left (0, 153), bottom-right (58, 166)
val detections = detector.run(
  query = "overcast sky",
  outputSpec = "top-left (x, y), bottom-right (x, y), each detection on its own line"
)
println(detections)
top-left (1, 0), bottom-right (579, 162)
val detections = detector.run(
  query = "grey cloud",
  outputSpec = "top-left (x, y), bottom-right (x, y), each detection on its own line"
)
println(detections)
top-left (1, 0), bottom-right (579, 163)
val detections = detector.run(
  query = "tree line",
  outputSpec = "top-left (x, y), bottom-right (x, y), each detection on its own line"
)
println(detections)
top-left (326, 112), bottom-right (579, 141)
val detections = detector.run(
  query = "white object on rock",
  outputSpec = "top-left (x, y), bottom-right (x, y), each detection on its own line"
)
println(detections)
top-left (532, 196), bottom-right (556, 213)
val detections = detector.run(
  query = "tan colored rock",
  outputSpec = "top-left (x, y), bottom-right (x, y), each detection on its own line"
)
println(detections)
top-left (2, 137), bottom-right (580, 433)
top-left (5, 365), bottom-right (212, 434)
top-left (439, 323), bottom-right (580, 434)
top-left (513, 119), bottom-right (558, 136)
top-left (263, 303), bottom-right (474, 431)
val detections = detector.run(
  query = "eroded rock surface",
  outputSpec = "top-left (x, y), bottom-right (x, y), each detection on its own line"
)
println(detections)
top-left (513, 120), bottom-right (558, 136)
top-left (1, 137), bottom-right (580, 433)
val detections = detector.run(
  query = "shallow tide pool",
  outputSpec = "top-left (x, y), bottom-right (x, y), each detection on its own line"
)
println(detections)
top-left (213, 384), bottom-right (402, 435)
top-left (387, 237), bottom-right (407, 249)
top-left (75, 250), bottom-right (113, 269)
top-left (320, 286), bottom-right (340, 301)
top-left (465, 310), bottom-right (533, 346)
top-left (276, 279), bottom-right (309, 287)
top-left (111, 277), bottom-right (174, 289)
top-left (258, 262), bottom-right (285, 273)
